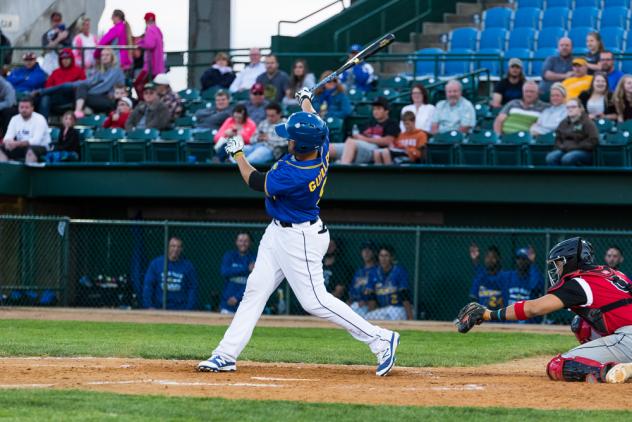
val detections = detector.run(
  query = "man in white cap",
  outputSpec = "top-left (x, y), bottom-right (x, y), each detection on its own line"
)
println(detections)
top-left (491, 58), bottom-right (526, 108)
top-left (153, 73), bottom-right (182, 122)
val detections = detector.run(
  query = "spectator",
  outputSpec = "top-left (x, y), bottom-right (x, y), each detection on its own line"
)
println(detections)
top-left (491, 58), bottom-right (526, 108)
top-left (541, 37), bottom-right (573, 95)
top-left (339, 44), bottom-right (376, 92)
top-left (229, 48), bottom-right (265, 93)
top-left (194, 90), bottom-right (232, 131)
top-left (312, 70), bottom-right (352, 120)
top-left (283, 59), bottom-right (316, 107)
top-left (7, 52), bottom-right (47, 94)
top-left (348, 241), bottom-right (378, 318)
top-left (493, 81), bottom-right (548, 135)
top-left (0, 75), bottom-right (16, 136)
top-left (503, 247), bottom-right (543, 323)
top-left (153, 73), bottom-right (183, 121)
top-left (330, 96), bottom-right (399, 164)
top-left (41, 11), bottom-right (71, 75)
top-left (585, 32), bottom-right (604, 74)
top-left (562, 58), bottom-right (593, 100)
top-left (125, 83), bottom-right (171, 131)
top-left (74, 48), bottom-right (125, 117)
top-left (255, 54), bottom-right (289, 103)
top-left (219, 232), bottom-right (256, 314)
top-left (546, 98), bottom-right (598, 166)
top-left (578, 72), bottom-right (617, 121)
top-left (72, 16), bottom-right (98, 71)
top-left (0, 97), bottom-right (50, 164)
top-left (97, 9), bottom-right (133, 71)
top-left (322, 239), bottom-right (351, 300)
top-left (200, 52), bottom-right (236, 92)
top-left (531, 83), bottom-right (568, 137)
top-left (364, 246), bottom-right (413, 320)
top-left (36, 48), bottom-right (86, 119)
top-left (605, 246), bottom-right (624, 270)
top-left (245, 102), bottom-right (287, 164)
top-left (241, 82), bottom-right (268, 124)
top-left (399, 84), bottom-right (435, 133)
top-left (613, 74), bottom-right (632, 122)
top-left (142, 236), bottom-right (198, 310)
top-left (599, 51), bottom-right (623, 93)
top-left (214, 103), bottom-right (257, 161)
top-left (0, 28), bottom-right (12, 69)
top-left (113, 84), bottom-right (129, 103)
top-left (430, 80), bottom-right (476, 134)
top-left (469, 244), bottom-right (504, 310)
top-left (374, 111), bottom-right (427, 164)
top-left (134, 12), bottom-right (165, 100)
top-left (103, 97), bottom-right (132, 129)
top-left (43, 110), bottom-right (80, 163)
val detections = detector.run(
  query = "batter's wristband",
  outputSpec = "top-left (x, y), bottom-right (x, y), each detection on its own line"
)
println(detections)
top-left (489, 308), bottom-right (507, 321)
top-left (233, 151), bottom-right (244, 159)
top-left (514, 301), bottom-right (527, 320)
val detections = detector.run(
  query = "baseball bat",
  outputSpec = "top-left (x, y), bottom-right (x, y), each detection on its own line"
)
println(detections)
top-left (311, 33), bottom-right (396, 91)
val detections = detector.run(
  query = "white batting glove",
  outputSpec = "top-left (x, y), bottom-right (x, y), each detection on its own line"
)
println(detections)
top-left (295, 87), bottom-right (313, 106)
top-left (224, 136), bottom-right (245, 158)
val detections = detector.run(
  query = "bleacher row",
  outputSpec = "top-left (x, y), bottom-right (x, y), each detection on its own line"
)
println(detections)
top-left (416, 0), bottom-right (632, 77)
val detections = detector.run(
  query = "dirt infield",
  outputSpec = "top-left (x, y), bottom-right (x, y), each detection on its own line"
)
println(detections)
top-left (0, 356), bottom-right (631, 410)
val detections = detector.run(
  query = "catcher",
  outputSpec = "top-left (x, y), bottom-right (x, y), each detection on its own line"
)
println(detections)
top-left (455, 237), bottom-right (632, 383)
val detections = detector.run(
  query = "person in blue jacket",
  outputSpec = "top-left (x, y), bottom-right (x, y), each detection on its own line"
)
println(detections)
top-left (312, 70), bottom-right (352, 120)
top-left (7, 52), bottom-right (47, 94)
top-left (469, 244), bottom-right (505, 310)
top-left (503, 247), bottom-right (544, 323)
top-left (348, 241), bottom-right (378, 317)
top-left (143, 236), bottom-right (198, 310)
top-left (219, 232), bottom-right (257, 314)
top-left (364, 246), bottom-right (413, 320)
top-left (339, 44), bottom-right (376, 92)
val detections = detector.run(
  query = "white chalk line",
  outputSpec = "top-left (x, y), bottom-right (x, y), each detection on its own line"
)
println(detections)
top-left (0, 384), bottom-right (55, 389)
top-left (431, 384), bottom-right (485, 391)
top-left (85, 379), bottom-right (282, 388)
top-left (250, 376), bottom-right (319, 382)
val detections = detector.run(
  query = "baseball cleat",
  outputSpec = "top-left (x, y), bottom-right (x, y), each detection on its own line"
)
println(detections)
top-left (197, 355), bottom-right (236, 372)
top-left (376, 331), bottom-right (400, 376)
top-left (606, 363), bottom-right (632, 384)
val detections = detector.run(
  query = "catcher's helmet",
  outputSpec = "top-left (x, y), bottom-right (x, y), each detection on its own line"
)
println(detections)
top-left (546, 237), bottom-right (595, 288)
top-left (275, 112), bottom-right (328, 154)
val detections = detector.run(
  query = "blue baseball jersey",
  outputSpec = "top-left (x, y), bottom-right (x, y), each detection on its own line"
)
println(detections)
top-left (264, 134), bottom-right (330, 223)
top-left (219, 249), bottom-right (256, 313)
top-left (365, 264), bottom-right (409, 307)
top-left (470, 265), bottom-right (504, 310)
top-left (142, 256), bottom-right (198, 310)
top-left (349, 265), bottom-right (376, 303)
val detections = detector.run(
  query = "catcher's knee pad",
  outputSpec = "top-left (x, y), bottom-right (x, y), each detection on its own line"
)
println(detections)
top-left (547, 354), bottom-right (616, 383)
top-left (570, 316), bottom-right (593, 345)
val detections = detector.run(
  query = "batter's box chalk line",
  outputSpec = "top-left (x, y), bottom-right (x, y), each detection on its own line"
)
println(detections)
top-left (85, 379), bottom-right (282, 388)
top-left (250, 376), bottom-right (319, 382)
top-left (430, 384), bottom-right (485, 391)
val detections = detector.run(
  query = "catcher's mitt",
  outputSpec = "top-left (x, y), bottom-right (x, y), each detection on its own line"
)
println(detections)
top-left (454, 302), bottom-right (486, 333)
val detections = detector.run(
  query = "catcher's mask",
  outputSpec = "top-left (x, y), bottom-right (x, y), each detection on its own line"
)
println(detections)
top-left (546, 237), bottom-right (595, 288)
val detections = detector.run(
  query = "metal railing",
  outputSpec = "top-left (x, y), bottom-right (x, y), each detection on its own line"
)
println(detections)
top-left (277, 0), bottom-right (347, 36)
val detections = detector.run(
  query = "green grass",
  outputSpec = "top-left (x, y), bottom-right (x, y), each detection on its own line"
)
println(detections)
top-left (0, 319), bottom-right (577, 367)
top-left (0, 389), bottom-right (629, 421)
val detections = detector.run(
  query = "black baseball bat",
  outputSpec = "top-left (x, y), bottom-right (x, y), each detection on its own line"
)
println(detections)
top-left (312, 33), bottom-right (396, 91)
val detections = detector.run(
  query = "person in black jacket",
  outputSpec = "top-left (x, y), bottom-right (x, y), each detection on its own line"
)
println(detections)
top-left (578, 72), bottom-right (617, 121)
top-left (43, 111), bottom-right (80, 162)
top-left (200, 52), bottom-right (236, 92)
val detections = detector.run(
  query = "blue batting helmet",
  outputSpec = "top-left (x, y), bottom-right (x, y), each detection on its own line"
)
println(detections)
top-left (275, 112), bottom-right (328, 153)
top-left (349, 43), bottom-right (363, 53)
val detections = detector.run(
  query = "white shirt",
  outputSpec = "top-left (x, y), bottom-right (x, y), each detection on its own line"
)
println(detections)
top-left (229, 62), bottom-right (266, 93)
top-left (400, 103), bottom-right (436, 132)
top-left (5, 112), bottom-right (51, 148)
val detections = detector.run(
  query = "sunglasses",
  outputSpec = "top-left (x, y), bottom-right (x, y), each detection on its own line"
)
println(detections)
top-left (252, 92), bottom-right (264, 96)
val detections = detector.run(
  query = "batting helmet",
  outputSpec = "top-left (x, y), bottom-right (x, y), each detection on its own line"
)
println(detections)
top-left (275, 112), bottom-right (328, 153)
top-left (546, 237), bottom-right (595, 288)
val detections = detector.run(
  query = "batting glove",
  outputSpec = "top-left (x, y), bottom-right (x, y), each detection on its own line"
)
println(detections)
top-left (295, 87), bottom-right (313, 106)
top-left (224, 136), bottom-right (245, 158)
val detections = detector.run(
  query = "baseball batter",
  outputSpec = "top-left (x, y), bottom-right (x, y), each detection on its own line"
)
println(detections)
top-left (197, 88), bottom-right (400, 376)
top-left (456, 237), bottom-right (632, 383)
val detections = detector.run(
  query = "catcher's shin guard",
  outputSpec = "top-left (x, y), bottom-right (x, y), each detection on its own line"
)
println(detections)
top-left (547, 354), bottom-right (616, 383)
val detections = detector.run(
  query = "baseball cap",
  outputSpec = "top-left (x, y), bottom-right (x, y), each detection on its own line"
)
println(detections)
top-left (143, 82), bottom-right (157, 91)
top-left (360, 241), bottom-right (377, 251)
top-left (250, 82), bottom-right (265, 95)
top-left (144, 12), bottom-right (156, 21)
top-left (572, 58), bottom-right (588, 66)
top-left (371, 96), bottom-right (390, 110)
top-left (22, 52), bottom-right (36, 61)
top-left (59, 49), bottom-right (73, 60)
top-left (508, 58), bottom-right (523, 68)
top-left (153, 73), bottom-right (170, 85)
top-left (118, 97), bottom-right (133, 108)
top-left (515, 247), bottom-right (530, 259)
top-left (349, 43), bottom-right (363, 53)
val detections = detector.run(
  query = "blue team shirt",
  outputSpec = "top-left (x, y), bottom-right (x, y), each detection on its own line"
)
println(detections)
top-left (365, 265), bottom-right (409, 307)
top-left (264, 134), bottom-right (330, 223)
top-left (470, 266), bottom-right (505, 310)
top-left (349, 265), bottom-right (376, 303)
top-left (143, 256), bottom-right (198, 310)
top-left (219, 249), bottom-right (256, 312)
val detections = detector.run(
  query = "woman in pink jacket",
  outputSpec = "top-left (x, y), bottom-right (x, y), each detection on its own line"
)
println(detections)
top-left (97, 9), bottom-right (133, 70)
top-left (214, 104), bottom-right (257, 162)
top-left (134, 12), bottom-right (165, 100)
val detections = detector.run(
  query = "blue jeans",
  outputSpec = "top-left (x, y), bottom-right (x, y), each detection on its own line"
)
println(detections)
top-left (244, 144), bottom-right (274, 165)
top-left (37, 84), bottom-right (76, 118)
top-left (545, 149), bottom-right (593, 166)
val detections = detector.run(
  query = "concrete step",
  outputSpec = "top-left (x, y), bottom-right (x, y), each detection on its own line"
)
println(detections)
top-left (456, 2), bottom-right (483, 16)
top-left (390, 41), bottom-right (415, 54)
top-left (445, 14), bottom-right (476, 24)
top-left (481, 1), bottom-right (514, 10)
top-left (422, 21), bottom-right (478, 35)
top-left (414, 33), bottom-right (445, 50)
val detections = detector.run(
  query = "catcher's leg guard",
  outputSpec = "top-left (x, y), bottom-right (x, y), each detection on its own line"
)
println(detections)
top-left (547, 354), bottom-right (616, 383)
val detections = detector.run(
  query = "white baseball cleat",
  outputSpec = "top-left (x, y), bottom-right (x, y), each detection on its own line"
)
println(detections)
top-left (197, 355), bottom-right (236, 372)
top-left (375, 331), bottom-right (400, 376)
top-left (606, 363), bottom-right (632, 384)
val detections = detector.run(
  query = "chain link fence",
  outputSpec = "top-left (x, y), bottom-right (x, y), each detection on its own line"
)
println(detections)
top-left (2, 215), bottom-right (632, 324)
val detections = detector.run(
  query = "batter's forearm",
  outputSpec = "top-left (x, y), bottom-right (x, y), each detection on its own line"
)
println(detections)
top-left (234, 153), bottom-right (257, 185)
top-left (302, 98), bottom-right (316, 114)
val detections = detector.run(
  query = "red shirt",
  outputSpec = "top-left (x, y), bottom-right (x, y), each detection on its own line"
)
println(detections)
top-left (44, 50), bottom-right (86, 88)
top-left (103, 111), bottom-right (130, 129)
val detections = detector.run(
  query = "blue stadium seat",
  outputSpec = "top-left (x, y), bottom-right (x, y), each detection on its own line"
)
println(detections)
top-left (547, 0), bottom-right (572, 8)
top-left (517, 0), bottom-right (543, 8)
top-left (604, 0), bottom-right (630, 8)
top-left (476, 48), bottom-right (503, 77)
top-left (509, 27), bottom-right (536, 50)
top-left (569, 27), bottom-right (595, 53)
top-left (449, 27), bottom-right (478, 50)
top-left (415, 48), bottom-right (444, 76)
top-left (532, 48), bottom-right (557, 77)
top-left (575, 0), bottom-right (600, 8)
top-left (444, 49), bottom-right (473, 75)
top-left (601, 27), bottom-right (625, 52)
top-left (513, 8), bottom-right (541, 29)
top-left (479, 28), bottom-right (508, 50)
top-left (505, 48), bottom-right (532, 76)
top-left (571, 8), bottom-right (599, 30)
top-left (622, 51), bottom-right (632, 74)
top-left (542, 8), bottom-right (570, 30)
top-left (483, 7), bottom-right (513, 30)
top-left (601, 8), bottom-right (629, 29)
top-left (537, 27), bottom-right (566, 49)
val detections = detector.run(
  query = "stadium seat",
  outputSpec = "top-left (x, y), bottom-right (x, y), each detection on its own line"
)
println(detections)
top-left (505, 48), bottom-right (532, 76)
top-left (150, 140), bottom-right (182, 162)
top-left (604, 0), bottom-right (630, 8)
top-left (476, 48), bottom-right (503, 77)
top-left (449, 27), bottom-right (478, 50)
top-left (378, 75), bottom-right (409, 90)
top-left (479, 28), bottom-right (508, 50)
top-left (415, 48), bottom-right (444, 77)
top-left (76, 114), bottom-right (105, 129)
top-left (571, 8), bottom-right (599, 30)
top-left (493, 131), bottom-right (531, 166)
top-left (594, 118), bottom-right (616, 135)
top-left (374, 87), bottom-right (400, 101)
top-left (174, 115), bottom-right (197, 128)
top-left (508, 28), bottom-right (536, 50)
top-left (83, 129), bottom-right (123, 163)
top-left (201, 87), bottom-right (221, 101)
top-left (569, 27), bottom-right (595, 52)
top-left (547, 0), bottom-right (572, 8)
top-left (622, 54), bottom-right (632, 75)
top-left (531, 48), bottom-right (557, 77)
top-left (126, 128), bottom-right (160, 141)
top-left (600, 8), bottom-right (629, 30)
top-left (347, 86), bottom-right (366, 102)
top-left (537, 27), bottom-right (566, 49)
top-left (597, 131), bottom-right (632, 167)
top-left (601, 27), bottom-right (625, 52)
top-left (160, 128), bottom-right (192, 142)
top-left (517, 0), bottom-right (543, 9)
top-left (325, 117), bottom-right (344, 143)
top-left (513, 8), bottom-right (540, 29)
top-left (526, 132), bottom-right (555, 165)
top-left (618, 119), bottom-right (632, 133)
top-left (48, 127), bottom-right (60, 142)
top-left (483, 7), bottom-right (513, 30)
top-left (94, 128), bottom-right (125, 140)
top-left (116, 139), bottom-right (148, 162)
top-left (444, 49), bottom-right (473, 75)
top-left (178, 88), bottom-right (200, 102)
top-left (459, 131), bottom-right (496, 165)
top-left (542, 8), bottom-right (569, 30)
top-left (77, 127), bottom-right (93, 141)
top-left (186, 101), bottom-right (212, 114)
top-left (427, 131), bottom-right (462, 165)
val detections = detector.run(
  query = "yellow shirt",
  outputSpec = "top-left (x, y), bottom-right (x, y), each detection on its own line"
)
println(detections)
top-left (562, 75), bottom-right (593, 100)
